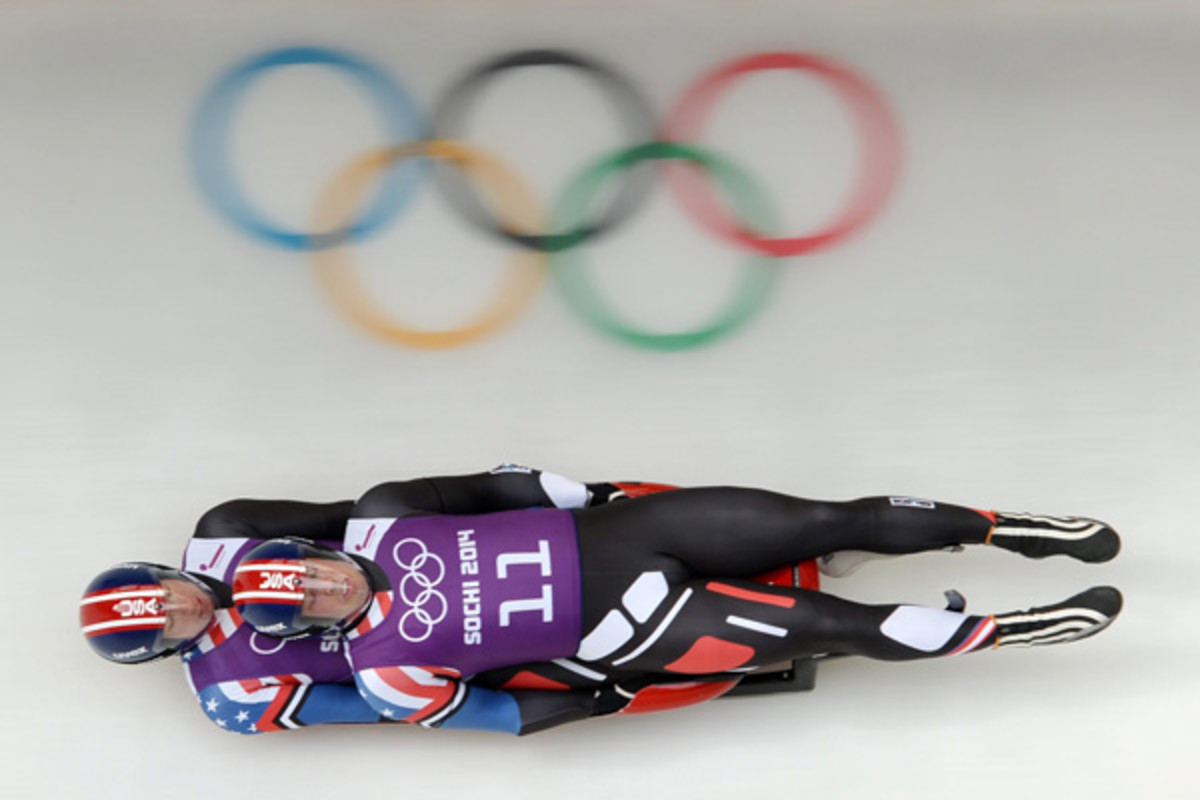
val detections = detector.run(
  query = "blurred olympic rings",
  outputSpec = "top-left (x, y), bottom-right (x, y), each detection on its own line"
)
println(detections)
top-left (188, 46), bottom-right (903, 351)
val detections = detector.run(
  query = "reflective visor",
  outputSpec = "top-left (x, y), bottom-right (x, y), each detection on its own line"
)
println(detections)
top-left (234, 556), bottom-right (362, 632)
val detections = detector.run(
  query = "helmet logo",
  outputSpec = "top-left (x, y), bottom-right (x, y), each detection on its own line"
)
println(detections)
top-left (232, 560), bottom-right (306, 606)
top-left (79, 585), bottom-right (167, 637)
top-left (114, 597), bottom-right (162, 618)
top-left (259, 571), bottom-right (300, 591)
top-left (111, 646), bottom-right (150, 660)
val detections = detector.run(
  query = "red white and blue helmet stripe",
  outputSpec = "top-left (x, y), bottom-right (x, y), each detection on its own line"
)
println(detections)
top-left (233, 559), bottom-right (307, 606)
top-left (80, 563), bottom-right (197, 664)
top-left (232, 538), bottom-right (354, 640)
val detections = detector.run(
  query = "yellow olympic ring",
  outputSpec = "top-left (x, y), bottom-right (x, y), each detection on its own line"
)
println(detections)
top-left (311, 141), bottom-right (547, 350)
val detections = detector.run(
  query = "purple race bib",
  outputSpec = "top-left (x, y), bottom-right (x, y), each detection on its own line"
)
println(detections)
top-left (343, 508), bottom-right (582, 676)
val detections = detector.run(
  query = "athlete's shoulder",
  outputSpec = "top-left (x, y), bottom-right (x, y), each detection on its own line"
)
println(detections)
top-left (354, 665), bottom-right (465, 725)
top-left (179, 608), bottom-right (244, 670)
top-left (181, 537), bottom-right (252, 583)
top-left (193, 500), bottom-right (256, 539)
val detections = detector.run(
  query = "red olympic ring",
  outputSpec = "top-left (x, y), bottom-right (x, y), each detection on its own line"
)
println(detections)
top-left (663, 52), bottom-right (903, 257)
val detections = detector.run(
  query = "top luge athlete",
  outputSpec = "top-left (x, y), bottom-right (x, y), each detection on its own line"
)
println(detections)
top-left (81, 466), bottom-right (1122, 735)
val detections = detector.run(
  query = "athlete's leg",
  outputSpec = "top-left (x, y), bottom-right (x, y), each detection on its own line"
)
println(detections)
top-left (576, 578), bottom-right (1122, 674)
top-left (573, 487), bottom-right (1120, 654)
top-left (576, 487), bottom-right (994, 579)
top-left (575, 487), bottom-right (1119, 586)
top-left (575, 488), bottom-right (993, 637)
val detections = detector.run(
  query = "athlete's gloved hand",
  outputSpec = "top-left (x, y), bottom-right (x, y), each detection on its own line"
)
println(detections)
top-left (585, 482), bottom-right (626, 506)
top-left (590, 683), bottom-right (636, 716)
top-left (590, 675), bottom-right (738, 718)
top-left (586, 481), bottom-right (680, 506)
top-left (589, 674), bottom-right (669, 716)
top-left (511, 689), bottom-right (597, 735)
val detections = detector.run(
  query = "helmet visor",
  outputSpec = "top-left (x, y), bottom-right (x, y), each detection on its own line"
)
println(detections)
top-left (158, 574), bottom-right (218, 647)
top-left (80, 565), bottom-right (213, 662)
top-left (234, 546), bottom-right (369, 637)
top-left (296, 560), bottom-right (366, 629)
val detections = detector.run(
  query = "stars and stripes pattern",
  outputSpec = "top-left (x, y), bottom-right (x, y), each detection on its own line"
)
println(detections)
top-left (196, 674), bottom-right (316, 734)
top-left (355, 665), bottom-right (465, 726)
top-left (345, 591), bottom-right (393, 640)
top-left (187, 608), bottom-right (242, 656)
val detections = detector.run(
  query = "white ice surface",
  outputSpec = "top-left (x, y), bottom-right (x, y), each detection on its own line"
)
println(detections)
top-left (1, 2), bottom-right (1196, 798)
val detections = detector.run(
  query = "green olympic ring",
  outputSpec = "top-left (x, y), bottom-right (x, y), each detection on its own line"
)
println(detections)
top-left (551, 142), bottom-right (779, 351)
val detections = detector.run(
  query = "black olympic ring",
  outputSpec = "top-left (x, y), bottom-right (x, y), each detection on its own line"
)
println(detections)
top-left (430, 48), bottom-right (659, 252)
top-left (189, 46), bottom-right (903, 351)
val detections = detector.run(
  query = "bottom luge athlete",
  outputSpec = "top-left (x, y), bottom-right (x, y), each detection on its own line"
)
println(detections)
top-left (81, 466), bottom-right (1122, 735)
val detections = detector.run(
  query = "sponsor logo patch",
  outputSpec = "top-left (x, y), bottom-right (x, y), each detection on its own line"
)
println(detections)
top-left (490, 463), bottom-right (532, 474)
top-left (889, 497), bottom-right (936, 509)
top-left (112, 646), bottom-right (150, 660)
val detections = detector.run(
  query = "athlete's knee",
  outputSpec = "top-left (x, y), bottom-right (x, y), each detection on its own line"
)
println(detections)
top-left (678, 486), bottom-right (810, 525)
top-left (781, 497), bottom-right (877, 533)
top-left (352, 479), bottom-right (441, 518)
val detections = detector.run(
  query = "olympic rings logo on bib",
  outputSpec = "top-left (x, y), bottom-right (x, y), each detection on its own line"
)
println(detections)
top-left (249, 631), bottom-right (288, 656)
top-left (392, 538), bottom-right (448, 643)
top-left (189, 47), bottom-right (903, 351)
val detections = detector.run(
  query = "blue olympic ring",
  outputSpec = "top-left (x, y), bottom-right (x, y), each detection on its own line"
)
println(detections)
top-left (188, 46), bottom-right (428, 251)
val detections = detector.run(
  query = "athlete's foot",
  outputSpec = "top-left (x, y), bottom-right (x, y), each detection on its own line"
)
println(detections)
top-left (993, 586), bottom-right (1123, 649)
top-left (989, 512), bottom-right (1121, 563)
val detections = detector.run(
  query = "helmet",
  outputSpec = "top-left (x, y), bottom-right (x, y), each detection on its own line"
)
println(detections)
top-left (80, 563), bottom-right (215, 664)
top-left (233, 538), bottom-right (370, 640)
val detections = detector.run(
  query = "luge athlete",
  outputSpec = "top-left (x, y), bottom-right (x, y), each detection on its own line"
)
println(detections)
top-left (225, 467), bottom-right (1122, 735)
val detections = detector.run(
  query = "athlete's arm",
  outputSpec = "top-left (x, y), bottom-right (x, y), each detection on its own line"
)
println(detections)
top-left (353, 465), bottom-right (640, 519)
top-left (193, 468), bottom-right (662, 536)
top-left (195, 680), bottom-right (382, 734)
top-left (354, 666), bottom-right (595, 735)
top-left (194, 499), bottom-right (354, 542)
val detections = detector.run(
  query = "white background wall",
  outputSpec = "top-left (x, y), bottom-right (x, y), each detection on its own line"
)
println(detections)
top-left (2, 1), bottom-right (1196, 797)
